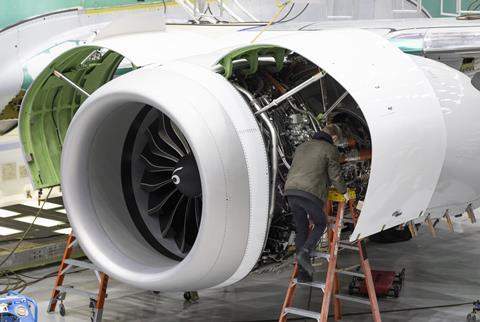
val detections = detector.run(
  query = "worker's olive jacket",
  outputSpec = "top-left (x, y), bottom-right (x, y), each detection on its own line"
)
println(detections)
top-left (284, 131), bottom-right (347, 203)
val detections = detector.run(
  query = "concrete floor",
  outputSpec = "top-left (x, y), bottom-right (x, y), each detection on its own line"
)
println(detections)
top-left (20, 220), bottom-right (480, 322)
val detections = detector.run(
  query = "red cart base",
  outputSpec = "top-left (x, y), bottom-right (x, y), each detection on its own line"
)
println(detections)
top-left (349, 268), bottom-right (405, 298)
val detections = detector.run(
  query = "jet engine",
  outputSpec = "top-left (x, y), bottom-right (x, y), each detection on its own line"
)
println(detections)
top-left (19, 29), bottom-right (480, 291)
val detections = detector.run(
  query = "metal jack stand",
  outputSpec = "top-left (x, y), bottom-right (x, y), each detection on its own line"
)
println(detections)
top-left (47, 232), bottom-right (109, 322)
top-left (183, 291), bottom-right (200, 303)
top-left (467, 300), bottom-right (480, 322)
top-left (279, 189), bottom-right (382, 322)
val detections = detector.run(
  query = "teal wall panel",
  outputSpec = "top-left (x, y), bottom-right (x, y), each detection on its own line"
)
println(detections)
top-left (422, 0), bottom-right (477, 17)
top-left (0, 0), bottom-right (163, 29)
top-left (1, 0), bottom-right (480, 29)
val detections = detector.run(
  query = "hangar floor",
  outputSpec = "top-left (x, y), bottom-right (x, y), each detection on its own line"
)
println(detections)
top-left (19, 220), bottom-right (480, 322)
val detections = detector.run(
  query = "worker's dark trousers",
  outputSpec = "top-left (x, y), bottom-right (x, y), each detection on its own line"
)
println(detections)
top-left (288, 195), bottom-right (327, 254)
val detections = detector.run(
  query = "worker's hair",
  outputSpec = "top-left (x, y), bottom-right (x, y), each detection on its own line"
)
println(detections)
top-left (323, 124), bottom-right (343, 139)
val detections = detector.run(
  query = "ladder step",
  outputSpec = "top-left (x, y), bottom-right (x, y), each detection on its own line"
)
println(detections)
top-left (339, 243), bottom-right (359, 251)
top-left (294, 279), bottom-right (326, 291)
top-left (336, 294), bottom-right (371, 306)
top-left (64, 259), bottom-right (99, 271)
top-left (284, 307), bottom-right (320, 320)
top-left (336, 269), bottom-right (365, 278)
top-left (56, 285), bottom-right (98, 300)
top-left (311, 251), bottom-right (330, 261)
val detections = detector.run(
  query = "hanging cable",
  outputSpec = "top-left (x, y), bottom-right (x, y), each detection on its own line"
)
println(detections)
top-left (275, 2), bottom-right (295, 23)
top-left (250, 0), bottom-right (292, 43)
top-left (277, 3), bottom-right (309, 24)
top-left (0, 188), bottom-right (54, 269)
top-left (162, 0), bottom-right (167, 14)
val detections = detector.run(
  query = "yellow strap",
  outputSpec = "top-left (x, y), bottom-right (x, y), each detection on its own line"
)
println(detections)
top-left (250, 0), bottom-right (291, 44)
top-left (84, 2), bottom-right (171, 15)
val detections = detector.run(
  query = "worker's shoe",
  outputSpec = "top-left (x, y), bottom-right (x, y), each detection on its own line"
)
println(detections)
top-left (296, 249), bottom-right (314, 276)
top-left (297, 268), bottom-right (313, 283)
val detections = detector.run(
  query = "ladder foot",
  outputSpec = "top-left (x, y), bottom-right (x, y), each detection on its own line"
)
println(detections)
top-left (59, 303), bottom-right (66, 317)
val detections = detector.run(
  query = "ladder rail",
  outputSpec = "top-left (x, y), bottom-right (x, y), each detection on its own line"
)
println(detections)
top-left (47, 233), bottom-right (76, 313)
top-left (357, 239), bottom-right (382, 322)
top-left (279, 263), bottom-right (299, 322)
top-left (319, 201), bottom-right (345, 322)
top-left (349, 194), bottom-right (382, 322)
top-left (47, 232), bottom-right (109, 322)
top-left (279, 191), bottom-right (383, 322)
top-left (93, 272), bottom-right (110, 322)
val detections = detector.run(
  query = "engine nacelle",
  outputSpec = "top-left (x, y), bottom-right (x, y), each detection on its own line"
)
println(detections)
top-left (61, 63), bottom-right (269, 291)
top-left (20, 29), bottom-right (480, 291)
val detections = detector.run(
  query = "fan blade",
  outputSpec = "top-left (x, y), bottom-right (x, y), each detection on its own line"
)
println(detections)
top-left (171, 122), bottom-right (191, 154)
top-left (167, 121), bottom-right (191, 156)
top-left (146, 128), bottom-right (179, 163)
top-left (140, 178), bottom-right (173, 193)
top-left (194, 197), bottom-right (201, 229)
top-left (148, 187), bottom-right (178, 215)
top-left (175, 198), bottom-right (191, 253)
top-left (158, 114), bottom-right (185, 157)
top-left (140, 154), bottom-right (174, 171)
top-left (160, 194), bottom-right (185, 238)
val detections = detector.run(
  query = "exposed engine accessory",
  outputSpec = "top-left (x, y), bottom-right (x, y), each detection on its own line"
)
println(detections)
top-left (228, 51), bottom-right (372, 269)
top-left (287, 113), bottom-right (315, 146)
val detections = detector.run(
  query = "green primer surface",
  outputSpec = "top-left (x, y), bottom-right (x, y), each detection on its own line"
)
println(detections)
top-left (20, 46), bottom-right (125, 189)
top-left (220, 45), bottom-right (287, 78)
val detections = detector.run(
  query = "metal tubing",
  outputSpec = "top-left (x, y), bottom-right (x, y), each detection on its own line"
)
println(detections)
top-left (53, 70), bottom-right (90, 98)
top-left (278, 147), bottom-right (291, 169)
top-left (233, 85), bottom-right (277, 225)
top-left (215, 0), bottom-right (245, 22)
top-left (174, 0), bottom-right (199, 22)
top-left (320, 75), bottom-right (328, 113)
top-left (231, 0), bottom-right (259, 21)
top-left (254, 71), bottom-right (326, 115)
top-left (323, 91), bottom-right (348, 119)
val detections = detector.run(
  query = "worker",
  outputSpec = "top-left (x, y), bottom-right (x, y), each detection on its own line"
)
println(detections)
top-left (284, 124), bottom-right (348, 282)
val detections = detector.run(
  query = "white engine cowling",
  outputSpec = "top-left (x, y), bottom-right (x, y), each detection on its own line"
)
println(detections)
top-left (61, 63), bottom-right (270, 291)
top-left (23, 29), bottom-right (480, 291)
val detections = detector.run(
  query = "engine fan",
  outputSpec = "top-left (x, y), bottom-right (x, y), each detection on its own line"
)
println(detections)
top-left (122, 106), bottom-right (202, 259)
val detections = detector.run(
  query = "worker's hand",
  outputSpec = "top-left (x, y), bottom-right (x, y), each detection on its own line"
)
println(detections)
top-left (343, 192), bottom-right (350, 202)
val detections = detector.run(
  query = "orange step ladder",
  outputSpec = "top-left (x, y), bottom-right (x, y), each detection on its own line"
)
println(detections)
top-left (47, 232), bottom-right (109, 322)
top-left (279, 189), bottom-right (382, 322)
